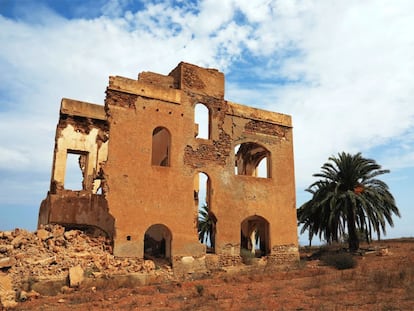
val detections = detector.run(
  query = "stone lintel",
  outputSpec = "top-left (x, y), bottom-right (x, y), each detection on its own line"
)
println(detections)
top-left (61, 98), bottom-right (106, 120)
top-left (226, 101), bottom-right (292, 128)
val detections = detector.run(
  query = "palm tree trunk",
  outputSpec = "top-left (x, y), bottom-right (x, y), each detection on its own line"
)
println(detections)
top-left (347, 207), bottom-right (359, 251)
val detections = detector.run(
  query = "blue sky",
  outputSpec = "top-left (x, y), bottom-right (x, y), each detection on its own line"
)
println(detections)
top-left (0, 0), bottom-right (413, 245)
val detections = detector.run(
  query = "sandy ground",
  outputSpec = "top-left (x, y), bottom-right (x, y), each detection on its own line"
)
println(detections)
top-left (12, 239), bottom-right (414, 311)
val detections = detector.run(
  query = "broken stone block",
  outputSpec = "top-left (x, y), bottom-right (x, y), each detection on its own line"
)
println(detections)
top-left (35, 256), bottom-right (57, 266)
top-left (379, 248), bottom-right (390, 256)
top-left (51, 225), bottom-right (65, 237)
top-left (0, 257), bottom-right (15, 269)
top-left (61, 285), bottom-right (75, 294)
top-left (0, 273), bottom-right (17, 308)
top-left (18, 289), bottom-right (40, 302)
top-left (64, 230), bottom-right (79, 241)
top-left (11, 235), bottom-right (26, 248)
top-left (69, 265), bottom-right (84, 287)
top-left (2, 231), bottom-right (13, 241)
top-left (181, 256), bottom-right (195, 264)
top-left (36, 229), bottom-right (51, 241)
top-left (0, 245), bottom-right (13, 254)
top-left (18, 290), bottom-right (28, 302)
top-left (143, 260), bottom-right (155, 272)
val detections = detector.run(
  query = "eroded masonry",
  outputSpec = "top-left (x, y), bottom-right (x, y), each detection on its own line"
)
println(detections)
top-left (39, 62), bottom-right (299, 274)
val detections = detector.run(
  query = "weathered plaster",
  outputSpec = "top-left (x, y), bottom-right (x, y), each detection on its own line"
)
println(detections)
top-left (39, 62), bottom-right (299, 275)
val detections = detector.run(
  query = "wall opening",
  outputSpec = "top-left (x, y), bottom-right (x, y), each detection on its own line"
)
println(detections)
top-left (65, 151), bottom-right (87, 190)
top-left (240, 215), bottom-right (270, 257)
top-left (234, 142), bottom-right (270, 178)
top-left (195, 172), bottom-right (216, 253)
top-left (151, 127), bottom-right (171, 166)
top-left (194, 103), bottom-right (210, 139)
top-left (93, 165), bottom-right (105, 195)
top-left (144, 224), bottom-right (172, 261)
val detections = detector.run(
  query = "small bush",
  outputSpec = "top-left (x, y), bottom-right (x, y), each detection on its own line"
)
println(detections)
top-left (321, 252), bottom-right (357, 270)
top-left (195, 284), bottom-right (204, 296)
top-left (240, 248), bottom-right (256, 265)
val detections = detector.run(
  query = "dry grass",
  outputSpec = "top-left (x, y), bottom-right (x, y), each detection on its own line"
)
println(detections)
top-left (14, 239), bottom-right (414, 311)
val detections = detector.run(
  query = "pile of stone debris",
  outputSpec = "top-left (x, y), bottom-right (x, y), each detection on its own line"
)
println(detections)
top-left (0, 225), bottom-right (169, 308)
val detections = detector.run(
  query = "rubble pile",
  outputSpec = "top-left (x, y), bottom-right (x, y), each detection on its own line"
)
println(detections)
top-left (0, 225), bottom-right (167, 308)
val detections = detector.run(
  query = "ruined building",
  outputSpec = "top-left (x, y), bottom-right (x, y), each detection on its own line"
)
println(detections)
top-left (39, 62), bottom-right (298, 273)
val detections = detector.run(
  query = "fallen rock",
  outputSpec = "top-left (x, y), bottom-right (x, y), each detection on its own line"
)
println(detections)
top-left (36, 229), bottom-right (51, 241)
top-left (379, 248), bottom-right (390, 256)
top-left (18, 290), bottom-right (28, 302)
top-left (11, 235), bottom-right (26, 248)
top-left (69, 265), bottom-right (84, 287)
top-left (0, 245), bottom-right (13, 254)
top-left (39, 256), bottom-right (56, 265)
top-left (143, 260), bottom-right (156, 272)
top-left (64, 230), bottom-right (79, 241)
top-left (0, 273), bottom-right (17, 308)
top-left (61, 285), bottom-right (75, 294)
top-left (51, 225), bottom-right (65, 237)
top-left (0, 257), bottom-right (15, 269)
top-left (2, 231), bottom-right (13, 241)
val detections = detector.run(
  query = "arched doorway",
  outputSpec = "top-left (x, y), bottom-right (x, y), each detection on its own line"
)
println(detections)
top-left (240, 215), bottom-right (270, 257)
top-left (144, 224), bottom-right (172, 261)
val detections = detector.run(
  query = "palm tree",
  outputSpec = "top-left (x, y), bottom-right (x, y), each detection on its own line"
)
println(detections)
top-left (198, 204), bottom-right (216, 250)
top-left (298, 152), bottom-right (400, 251)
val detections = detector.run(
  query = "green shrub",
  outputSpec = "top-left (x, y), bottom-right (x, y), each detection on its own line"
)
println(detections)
top-left (240, 248), bottom-right (257, 265)
top-left (321, 252), bottom-right (357, 270)
top-left (195, 284), bottom-right (204, 296)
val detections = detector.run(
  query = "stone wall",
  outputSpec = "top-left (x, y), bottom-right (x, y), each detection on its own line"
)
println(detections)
top-left (39, 62), bottom-right (299, 277)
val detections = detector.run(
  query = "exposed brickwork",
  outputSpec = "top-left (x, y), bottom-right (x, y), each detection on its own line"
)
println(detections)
top-left (58, 115), bottom-right (107, 136)
top-left (40, 62), bottom-right (298, 277)
top-left (182, 66), bottom-right (206, 90)
top-left (105, 89), bottom-right (138, 109)
top-left (219, 255), bottom-right (243, 267)
top-left (138, 71), bottom-right (176, 89)
top-left (244, 120), bottom-right (288, 138)
top-left (184, 132), bottom-right (231, 167)
top-left (267, 244), bottom-right (299, 265)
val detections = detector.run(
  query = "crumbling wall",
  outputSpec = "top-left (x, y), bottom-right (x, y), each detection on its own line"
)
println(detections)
top-left (40, 62), bottom-right (299, 276)
top-left (39, 99), bottom-right (113, 237)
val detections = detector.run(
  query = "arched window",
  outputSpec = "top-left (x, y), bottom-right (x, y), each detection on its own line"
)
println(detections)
top-left (194, 172), bottom-right (216, 253)
top-left (234, 142), bottom-right (270, 178)
top-left (241, 215), bottom-right (270, 258)
top-left (151, 127), bottom-right (171, 166)
top-left (194, 103), bottom-right (210, 139)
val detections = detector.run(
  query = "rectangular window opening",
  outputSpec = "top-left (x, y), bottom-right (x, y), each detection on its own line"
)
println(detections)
top-left (65, 151), bottom-right (87, 190)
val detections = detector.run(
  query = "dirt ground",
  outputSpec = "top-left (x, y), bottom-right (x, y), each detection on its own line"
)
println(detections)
top-left (12, 239), bottom-right (414, 311)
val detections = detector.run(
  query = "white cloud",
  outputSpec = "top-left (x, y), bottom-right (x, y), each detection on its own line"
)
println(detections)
top-left (0, 0), bottom-right (413, 237)
top-left (229, 0), bottom-right (414, 188)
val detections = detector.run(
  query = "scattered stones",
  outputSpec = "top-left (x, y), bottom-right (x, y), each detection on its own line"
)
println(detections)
top-left (0, 225), bottom-right (164, 308)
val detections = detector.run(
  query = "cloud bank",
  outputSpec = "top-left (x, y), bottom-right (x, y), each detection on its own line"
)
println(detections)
top-left (1, 0), bottom-right (413, 239)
